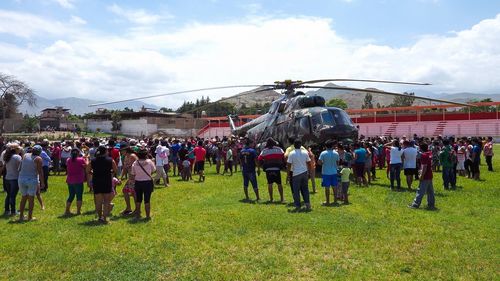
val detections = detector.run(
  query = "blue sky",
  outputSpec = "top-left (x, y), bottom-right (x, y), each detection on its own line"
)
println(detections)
top-left (0, 0), bottom-right (499, 106)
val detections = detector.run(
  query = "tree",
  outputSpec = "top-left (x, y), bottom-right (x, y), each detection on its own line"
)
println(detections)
top-left (326, 98), bottom-right (348, 109)
top-left (390, 92), bottom-right (415, 107)
top-left (0, 73), bottom-right (36, 134)
top-left (362, 93), bottom-right (374, 109)
top-left (21, 114), bottom-right (39, 133)
top-left (160, 107), bottom-right (174, 112)
top-left (111, 111), bottom-right (121, 132)
top-left (459, 98), bottom-right (496, 113)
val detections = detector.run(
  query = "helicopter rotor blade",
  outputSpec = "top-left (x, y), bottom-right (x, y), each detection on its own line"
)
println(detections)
top-left (88, 85), bottom-right (265, 107)
top-left (183, 88), bottom-right (280, 113)
top-left (299, 79), bottom-right (431, 86)
top-left (301, 85), bottom-right (473, 107)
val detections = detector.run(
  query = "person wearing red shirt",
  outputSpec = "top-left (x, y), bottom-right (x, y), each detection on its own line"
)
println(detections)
top-left (51, 142), bottom-right (62, 175)
top-left (193, 140), bottom-right (207, 182)
top-left (409, 142), bottom-right (436, 210)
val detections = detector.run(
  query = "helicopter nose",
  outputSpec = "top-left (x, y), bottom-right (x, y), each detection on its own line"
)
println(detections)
top-left (320, 125), bottom-right (358, 141)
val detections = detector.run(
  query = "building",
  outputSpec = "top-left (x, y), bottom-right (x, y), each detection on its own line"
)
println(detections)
top-left (85, 109), bottom-right (207, 137)
top-left (39, 106), bottom-right (70, 130)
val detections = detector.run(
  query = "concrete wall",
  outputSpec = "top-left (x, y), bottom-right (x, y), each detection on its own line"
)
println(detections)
top-left (86, 119), bottom-right (157, 136)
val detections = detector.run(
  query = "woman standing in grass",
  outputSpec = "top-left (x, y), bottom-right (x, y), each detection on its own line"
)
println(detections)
top-left (65, 148), bottom-right (87, 215)
top-left (130, 147), bottom-right (156, 220)
top-left (2, 144), bottom-right (22, 216)
top-left (87, 146), bottom-right (117, 223)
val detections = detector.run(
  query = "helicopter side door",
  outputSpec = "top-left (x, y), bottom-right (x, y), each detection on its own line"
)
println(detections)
top-left (293, 116), bottom-right (312, 139)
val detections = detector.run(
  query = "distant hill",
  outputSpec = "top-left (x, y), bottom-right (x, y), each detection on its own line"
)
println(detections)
top-left (223, 87), bottom-right (280, 108)
top-left (18, 94), bottom-right (159, 116)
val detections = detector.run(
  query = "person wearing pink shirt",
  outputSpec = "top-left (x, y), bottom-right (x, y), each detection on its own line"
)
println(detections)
top-left (130, 148), bottom-right (156, 220)
top-left (65, 148), bottom-right (88, 215)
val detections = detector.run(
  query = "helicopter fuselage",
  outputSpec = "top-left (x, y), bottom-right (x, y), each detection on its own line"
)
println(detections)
top-left (229, 93), bottom-right (358, 148)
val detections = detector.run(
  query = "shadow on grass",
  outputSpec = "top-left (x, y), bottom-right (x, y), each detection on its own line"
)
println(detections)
top-left (263, 200), bottom-right (287, 205)
top-left (238, 199), bottom-right (257, 204)
top-left (57, 213), bottom-right (78, 219)
top-left (287, 207), bottom-right (312, 213)
top-left (78, 220), bottom-right (107, 227)
top-left (126, 217), bottom-right (151, 224)
top-left (81, 210), bottom-right (96, 216)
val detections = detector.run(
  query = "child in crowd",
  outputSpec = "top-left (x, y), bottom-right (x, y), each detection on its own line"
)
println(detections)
top-left (340, 164), bottom-right (352, 204)
top-left (181, 159), bottom-right (191, 181)
top-left (109, 177), bottom-right (120, 214)
top-left (457, 144), bottom-right (466, 176)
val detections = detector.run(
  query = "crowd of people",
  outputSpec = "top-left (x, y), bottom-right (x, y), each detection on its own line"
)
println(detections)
top-left (0, 133), bottom-right (495, 221)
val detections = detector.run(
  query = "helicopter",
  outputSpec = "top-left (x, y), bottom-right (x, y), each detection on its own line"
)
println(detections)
top-left (89, 78), bottom-right (472, 149)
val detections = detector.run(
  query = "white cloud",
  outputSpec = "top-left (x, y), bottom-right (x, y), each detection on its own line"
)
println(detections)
top-left (0, 10), bottom-right (70, 38)
top-left (0, 11), bottom-right (500, 109)
top-left (52, 0), bottom-right (75, 9)
top-left (70, 15), bottom-right (86, 25)
top-left (107, 3), bottom-right (170, 25)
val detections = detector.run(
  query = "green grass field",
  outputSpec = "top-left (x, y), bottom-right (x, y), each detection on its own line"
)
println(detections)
top-left (1, 148), bottom-right (499, 280)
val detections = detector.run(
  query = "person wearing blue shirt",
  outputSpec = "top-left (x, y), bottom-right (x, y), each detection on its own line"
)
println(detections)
top-left (353, 142), bottom-right (367, 186)
top-left (170, 140), bottom-right (181, 176)
top-left (40, 143), bottom-right (52, 192)
top-left (318, 140), bottom-right (340, 205)
top-left (240, 139), bottom-right (260, 201)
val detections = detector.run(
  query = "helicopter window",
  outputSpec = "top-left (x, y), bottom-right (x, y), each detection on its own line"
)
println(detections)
top-left (299, 117), bottom-right (311, 133)
top-left (329, 109), bottom-right (354, 125)
top-left (311, 114), bottom-right (322, 126)
top-left (321, 111), bottom-right (334, 125)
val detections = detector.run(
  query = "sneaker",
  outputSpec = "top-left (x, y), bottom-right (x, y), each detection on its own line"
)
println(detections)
top-left (407, 204), bottom-right (419, 209)
top-left (425, 206), bottom-right (437, 211)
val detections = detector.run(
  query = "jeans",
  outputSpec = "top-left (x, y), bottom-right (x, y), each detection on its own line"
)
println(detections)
top-left (485, 155), bottom-right (493, 171)
top-left (412, 180), bottom-right (435, 208)
top-left (42, 166), bottom-right (49, 191)
top-left (291, 172), bottom-right (310, 208)
top-left (4, 179), bottom-right (19, 213)
top-left (242, 171), bottom-right (258, 190)
top-left (389, 163), bottom-right (402, 189)
top-left (442, 166), bottom-right (456, 189)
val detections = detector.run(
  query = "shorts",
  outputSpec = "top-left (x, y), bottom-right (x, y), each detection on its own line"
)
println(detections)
top-left (265, 170), bottom-right (282, 185)
top-left (321, 174), bottom-right (338, 188)
top-left (354, 162), bottom-right (364, 177)
top-left (457, 160), bottom-right (465, 170)
top-left (195, 161), bottom-right (205, 172)
top-left (135, 180), bottom-right (154, 203)
top-left (404, 168), bottom-right (417, 176)
top-left (243, 171), bottom-right (258, 190)
top-left (19, 177), bottom-right (38, 196)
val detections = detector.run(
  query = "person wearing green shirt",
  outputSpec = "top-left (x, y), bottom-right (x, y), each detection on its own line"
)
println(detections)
top-left (439, 139), bottom-right (456, 190)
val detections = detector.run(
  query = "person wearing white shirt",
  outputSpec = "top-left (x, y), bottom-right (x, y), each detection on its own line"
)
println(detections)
top-left (286, 140), bottom-right (312, 211)
top-left (385, 140), bottom-right (404, 190)
top-left (154, 141), bottom-right (169, 187)
top-left (402, 141), bottom-right (418, 190)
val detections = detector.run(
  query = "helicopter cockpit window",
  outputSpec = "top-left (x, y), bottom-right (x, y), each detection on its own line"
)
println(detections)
top-left (329, 109), bottom-right (354, 125)
top-left (311, 114), bottom-right (322, 127)
top-left (320, 111), bottom-right (334, 125)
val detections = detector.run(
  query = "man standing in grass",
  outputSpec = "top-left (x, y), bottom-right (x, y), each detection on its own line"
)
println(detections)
top-left (440, 139), bottom-right (457, 190)
top-left (240, 139), bottom-right (260, 201)
top-left (193, 140), bottom-right (206, 182)
top-left (258, 138), bottom-right (285, 203)
top-left (402, 140), bottom-right (418, 191)
top-left (318, 140), bottom-right (339, 205)
top-left (409, 142), bottom-right (435, 210)
top-left (287, 139), bottom-right (312, 211)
